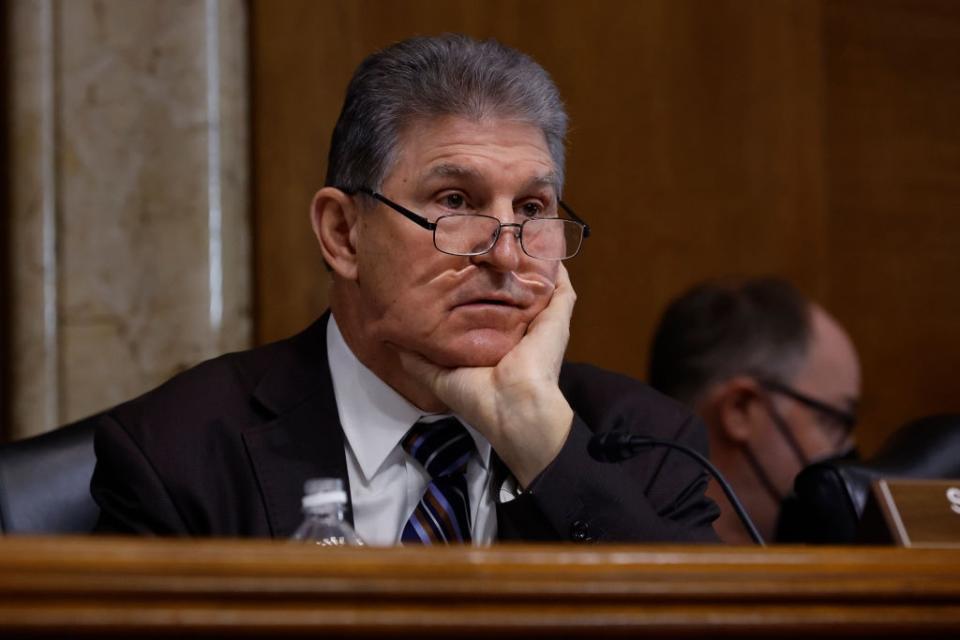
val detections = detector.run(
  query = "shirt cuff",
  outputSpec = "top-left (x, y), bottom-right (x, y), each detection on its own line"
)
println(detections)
top-left (498, 474), bottom-right (522, 503)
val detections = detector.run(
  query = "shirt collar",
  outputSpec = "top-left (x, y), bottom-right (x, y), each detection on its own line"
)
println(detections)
top-left (326, 315), bottom-right (491, 483)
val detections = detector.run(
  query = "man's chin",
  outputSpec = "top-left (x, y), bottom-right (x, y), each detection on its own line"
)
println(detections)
top-left (425, 330), bottom-right (521, 368)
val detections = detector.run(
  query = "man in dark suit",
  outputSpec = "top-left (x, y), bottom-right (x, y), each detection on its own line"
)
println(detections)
top-left (91, 34), bottom-right (718, 543)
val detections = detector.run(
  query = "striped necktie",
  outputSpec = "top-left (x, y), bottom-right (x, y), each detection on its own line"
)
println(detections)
top-left (401, 417), bottom-right (475, 544)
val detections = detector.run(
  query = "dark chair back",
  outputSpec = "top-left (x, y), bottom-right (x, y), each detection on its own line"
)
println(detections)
top-left (0, 415), bottom-right (100, 534)
top-left (776, 414), bottom-right (960, 543)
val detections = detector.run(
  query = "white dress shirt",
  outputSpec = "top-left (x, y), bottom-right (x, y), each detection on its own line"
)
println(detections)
top-left (326, 315), bottom-right (498, 546)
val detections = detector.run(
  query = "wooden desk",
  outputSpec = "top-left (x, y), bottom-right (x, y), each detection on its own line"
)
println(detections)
top-left (1, 537), bottom-right (958, 637)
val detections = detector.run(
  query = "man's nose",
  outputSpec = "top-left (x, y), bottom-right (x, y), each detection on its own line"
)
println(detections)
top-left (472, 222), bottom-right (522, 272)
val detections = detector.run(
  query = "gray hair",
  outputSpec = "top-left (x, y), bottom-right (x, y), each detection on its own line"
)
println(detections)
top-left (648, 278), bottom-right (813, 407)
top-left (325, 34), bottom-right (568, 195)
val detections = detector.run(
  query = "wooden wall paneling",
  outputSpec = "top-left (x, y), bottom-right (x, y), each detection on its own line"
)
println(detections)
top-left (252, 0), bottom-right (348, 344)
top-left (546, 0), bottom-right (829, 377)
top-left (822, 0), bottom-right (960, 451)
top-left (1, 0), bottom-right (10, 441)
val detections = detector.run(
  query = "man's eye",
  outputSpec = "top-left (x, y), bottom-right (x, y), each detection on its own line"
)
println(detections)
top-left (441, 193), bottom-right (466, 209)
top-left (520, 201), bottom-right (545, 218)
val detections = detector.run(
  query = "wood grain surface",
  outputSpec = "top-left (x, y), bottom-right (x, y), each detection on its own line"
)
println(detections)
top-left (875, 479), bottom-right (960, 547)
top-left (0, 536), bottom-right (958, 637)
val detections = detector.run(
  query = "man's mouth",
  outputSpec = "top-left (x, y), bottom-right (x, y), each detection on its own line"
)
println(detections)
top-left (467, 299), bottom-right (511, 306)
top-left (440, 267), bottom-right (548, 312)
top-left (455, 295), bottom-right (521, 309)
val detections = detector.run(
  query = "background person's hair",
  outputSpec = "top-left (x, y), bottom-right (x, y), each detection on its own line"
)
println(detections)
top-left (648, 277), bottom-right (813, 406)
top-left (325, 34), bottom-right (568, 195)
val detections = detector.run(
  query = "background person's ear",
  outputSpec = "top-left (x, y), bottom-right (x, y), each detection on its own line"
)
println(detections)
top-left (310, 187), bottom-right (360, 280)
top-left (703, 376), bottom-right (766, 444)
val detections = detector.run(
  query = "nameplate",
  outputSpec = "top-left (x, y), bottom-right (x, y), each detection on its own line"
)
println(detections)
top-left (871, 479), bottom-right (960, 548)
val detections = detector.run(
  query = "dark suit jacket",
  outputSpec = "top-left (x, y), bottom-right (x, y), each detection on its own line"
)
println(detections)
top-left (91, 315), bottom-right (718, 542)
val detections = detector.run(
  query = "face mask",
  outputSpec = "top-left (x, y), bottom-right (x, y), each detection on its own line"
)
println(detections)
top-left (741, 397), bottom-right (812, 505)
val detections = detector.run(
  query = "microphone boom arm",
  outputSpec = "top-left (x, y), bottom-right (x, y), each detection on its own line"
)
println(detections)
top-left (591, 432), bottom-right (766, 546)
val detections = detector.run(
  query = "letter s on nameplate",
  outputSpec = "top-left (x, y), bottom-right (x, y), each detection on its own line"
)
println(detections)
top-left (948, 487), bottom-right (960, 515)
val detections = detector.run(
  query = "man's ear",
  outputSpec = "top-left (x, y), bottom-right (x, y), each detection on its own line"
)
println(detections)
top-left (310, 187), bottom-right (360, 280)
top-left (703, 376), bottom-right (764, 444)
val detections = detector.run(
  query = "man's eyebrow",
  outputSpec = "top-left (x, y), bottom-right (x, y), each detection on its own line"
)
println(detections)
top-left (422, 164), bottom-right (561, 194)
top-left (523, 173), bottom-right (562, 195)
top-left (423, 163), bottom-right (483, 180)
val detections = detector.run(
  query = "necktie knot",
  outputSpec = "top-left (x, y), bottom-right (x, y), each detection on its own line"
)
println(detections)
top-left (402, 417), bottom-right (474, 480)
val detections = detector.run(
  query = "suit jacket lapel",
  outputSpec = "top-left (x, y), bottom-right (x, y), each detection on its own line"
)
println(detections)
top-left (241, 314), bottom-right (353, 539)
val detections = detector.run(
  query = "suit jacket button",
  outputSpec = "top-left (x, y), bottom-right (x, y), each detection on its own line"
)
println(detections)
top-left (570, 520), bottom-right (593, 542)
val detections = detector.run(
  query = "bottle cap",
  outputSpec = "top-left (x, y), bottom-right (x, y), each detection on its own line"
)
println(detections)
top-left (301, 477), bottom-right (348, 509)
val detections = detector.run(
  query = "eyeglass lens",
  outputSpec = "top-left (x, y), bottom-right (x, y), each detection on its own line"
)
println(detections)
top-left (434, 215), bottom-right (582, 260)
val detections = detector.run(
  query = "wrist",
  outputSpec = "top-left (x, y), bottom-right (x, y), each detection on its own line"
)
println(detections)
top-left (498, 392), bottom-right (574, 488)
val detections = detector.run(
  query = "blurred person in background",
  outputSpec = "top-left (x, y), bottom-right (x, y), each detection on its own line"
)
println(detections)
top-left (648, 277), bottom-right (860, 543)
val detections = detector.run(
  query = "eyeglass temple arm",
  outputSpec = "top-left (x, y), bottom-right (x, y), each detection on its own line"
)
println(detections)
top-left (356, 187), bottom-right (437, 231)
top-left (560, 201), bottom-right (590, 238)
top-left (763, 379), bottom-right (857, 431)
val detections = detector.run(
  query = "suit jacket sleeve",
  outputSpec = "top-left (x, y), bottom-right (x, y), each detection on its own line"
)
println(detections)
top-left (496, 363), bottom-right (719, 543)
top-left (88, 350), bottom-right (282, 538)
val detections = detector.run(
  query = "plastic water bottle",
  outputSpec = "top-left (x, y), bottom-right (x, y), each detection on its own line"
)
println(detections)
top-left (291, 478), bottom-right (364, 546)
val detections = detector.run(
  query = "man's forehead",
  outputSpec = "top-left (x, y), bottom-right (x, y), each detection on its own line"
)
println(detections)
top-left (385, 115), bottom-right (562, 192)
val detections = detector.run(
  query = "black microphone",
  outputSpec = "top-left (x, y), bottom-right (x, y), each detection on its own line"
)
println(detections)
top-left (588, 431), bottom-right (766, 546)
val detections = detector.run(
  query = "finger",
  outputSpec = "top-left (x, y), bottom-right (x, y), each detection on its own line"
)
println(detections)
top-left (522, 264), bottom-right (576, 357)
top-left (529, 264), bottom-right (576, 329)
top-left (551, 263), bottom-right (577, 318)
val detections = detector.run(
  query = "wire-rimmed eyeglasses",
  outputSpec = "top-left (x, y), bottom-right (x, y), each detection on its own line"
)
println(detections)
top-left (356, 188), bottom-right (590, 261)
